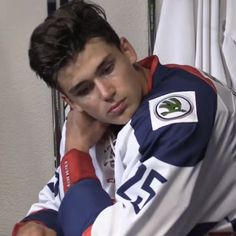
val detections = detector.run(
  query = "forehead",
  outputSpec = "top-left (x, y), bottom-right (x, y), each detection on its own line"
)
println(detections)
top-left (58, 38), bottom-right (118, 91)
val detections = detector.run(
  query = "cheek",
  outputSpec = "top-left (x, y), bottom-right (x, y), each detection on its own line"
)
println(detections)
top-left (116, 72), bottom-right (136, 90)
top-left (70, 97), bottom-right (91, 112)
top-left (76, 100), bottom-right (103, 117)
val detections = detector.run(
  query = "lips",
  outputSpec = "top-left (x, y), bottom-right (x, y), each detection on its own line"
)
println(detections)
top-left (108, 98), bottom-right (127, 115)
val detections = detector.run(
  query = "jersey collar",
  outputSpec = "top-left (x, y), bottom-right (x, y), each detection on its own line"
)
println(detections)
top-left (138, 55), bottom-right (159, 94)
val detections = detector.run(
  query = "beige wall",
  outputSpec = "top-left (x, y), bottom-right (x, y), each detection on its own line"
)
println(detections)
top-left (0, 1), bottom-right (55, 235)
top-left (0, 0), bottom-right (148, 235)
top-left (96, 0), bottom-right (149, 59)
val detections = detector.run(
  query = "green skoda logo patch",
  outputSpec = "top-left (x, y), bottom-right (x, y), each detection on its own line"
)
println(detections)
top-left (155, 95), bottom-right (192, 120)
top-left (149, 91), bottom-right (197, 130)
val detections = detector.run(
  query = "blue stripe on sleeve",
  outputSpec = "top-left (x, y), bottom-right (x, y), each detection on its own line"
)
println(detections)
top-left (58, 179), bottom-right (113, 236)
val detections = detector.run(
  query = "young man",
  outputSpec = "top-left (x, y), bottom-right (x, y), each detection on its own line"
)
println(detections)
top-left (13, 0), bottom-right (236, 235)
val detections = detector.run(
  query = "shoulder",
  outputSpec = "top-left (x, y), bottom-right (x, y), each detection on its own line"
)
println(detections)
top-left (129, 66), bottom-right (218, 166)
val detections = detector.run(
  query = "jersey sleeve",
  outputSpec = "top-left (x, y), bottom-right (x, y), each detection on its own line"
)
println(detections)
top-left (12, 170), bottom-right (63, 234)
top-left (57, 149), bottom-right (113, 236)
top-left (12, 122), bottom-right (66, 234)
top-left (13, 121), bottom-right (117, 236)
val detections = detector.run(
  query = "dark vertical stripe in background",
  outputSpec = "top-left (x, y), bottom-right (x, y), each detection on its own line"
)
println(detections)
top-left (148, 0), bottom-right (156, 55)
top-left (60, 0), bottom-right (69, 6)
top-left (47, 0), bottom-right (68, 167)
top-left (47, 0), bottom-right (56, 15)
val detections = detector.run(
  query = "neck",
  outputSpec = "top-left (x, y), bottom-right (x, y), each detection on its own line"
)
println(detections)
top-left (134, 63), bottom-right (150, 96)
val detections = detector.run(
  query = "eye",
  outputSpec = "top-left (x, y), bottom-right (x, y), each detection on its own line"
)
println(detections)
top-left (75, 81), bottom-right (95, 96)
top-left (101, 61), bottom-right (114, 76)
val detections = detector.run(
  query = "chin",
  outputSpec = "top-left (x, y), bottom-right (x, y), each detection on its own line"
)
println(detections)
top-left (106, 109), bottom-right (134, 125)
top-left (114, 115), bottom-right (132, 125)
top-left (115, 120), bottom-right (128, 125)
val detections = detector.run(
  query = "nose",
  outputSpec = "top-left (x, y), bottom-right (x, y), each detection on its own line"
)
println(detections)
top-left (95, 79), bottom-right (116, 101)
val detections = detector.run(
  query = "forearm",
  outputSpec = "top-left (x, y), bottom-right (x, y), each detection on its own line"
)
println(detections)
top-left (13, 221), bottom-right (57, 236)
top-left (12, 209), bottom-right (62, 236)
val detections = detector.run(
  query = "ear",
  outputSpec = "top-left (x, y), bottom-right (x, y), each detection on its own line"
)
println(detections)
top-left (120, 37), bottom-right (137, 64)
top-left (61, 95), bottom-right (84, 112)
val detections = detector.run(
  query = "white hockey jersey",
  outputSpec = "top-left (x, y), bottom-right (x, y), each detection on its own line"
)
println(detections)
top-left (20, 56), bottom-right (236, 236)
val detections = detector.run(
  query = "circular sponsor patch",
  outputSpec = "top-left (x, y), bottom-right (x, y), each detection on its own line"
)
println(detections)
top-left (155, 95), bottom-right (193, 120)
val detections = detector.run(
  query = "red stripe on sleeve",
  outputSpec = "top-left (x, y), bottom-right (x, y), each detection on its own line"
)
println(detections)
top-left (82, 225), bottom-right (92, 236)
top-left (166, 63), bottom-right (216, 92)
top-left (60, 149), bottom-right (98, 192)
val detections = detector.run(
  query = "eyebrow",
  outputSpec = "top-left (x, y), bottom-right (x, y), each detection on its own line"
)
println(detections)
top-left (68, 53), bottom-right (113, 95)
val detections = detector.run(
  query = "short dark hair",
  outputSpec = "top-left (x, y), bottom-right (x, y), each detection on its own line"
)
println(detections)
top-left (28, 0), bottom-right (121, 90)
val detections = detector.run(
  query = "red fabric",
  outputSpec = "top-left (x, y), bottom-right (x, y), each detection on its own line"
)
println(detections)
top-left (60, 149), bottom-right (98, 192)
top-left (166, 63), bottom-right (216, 92)
top-left (139, 56), bottom-right (159, 93)
top-left (12, 222), bottom-right (25, 236)
top-left (208, 233), bottom-right (234, 236)
top-left (82, 225), bottom-right (92, 236)
top-left (139, 56), bottom-right (216, 93)
top-left (12, 221), bottom-right (45, 236)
